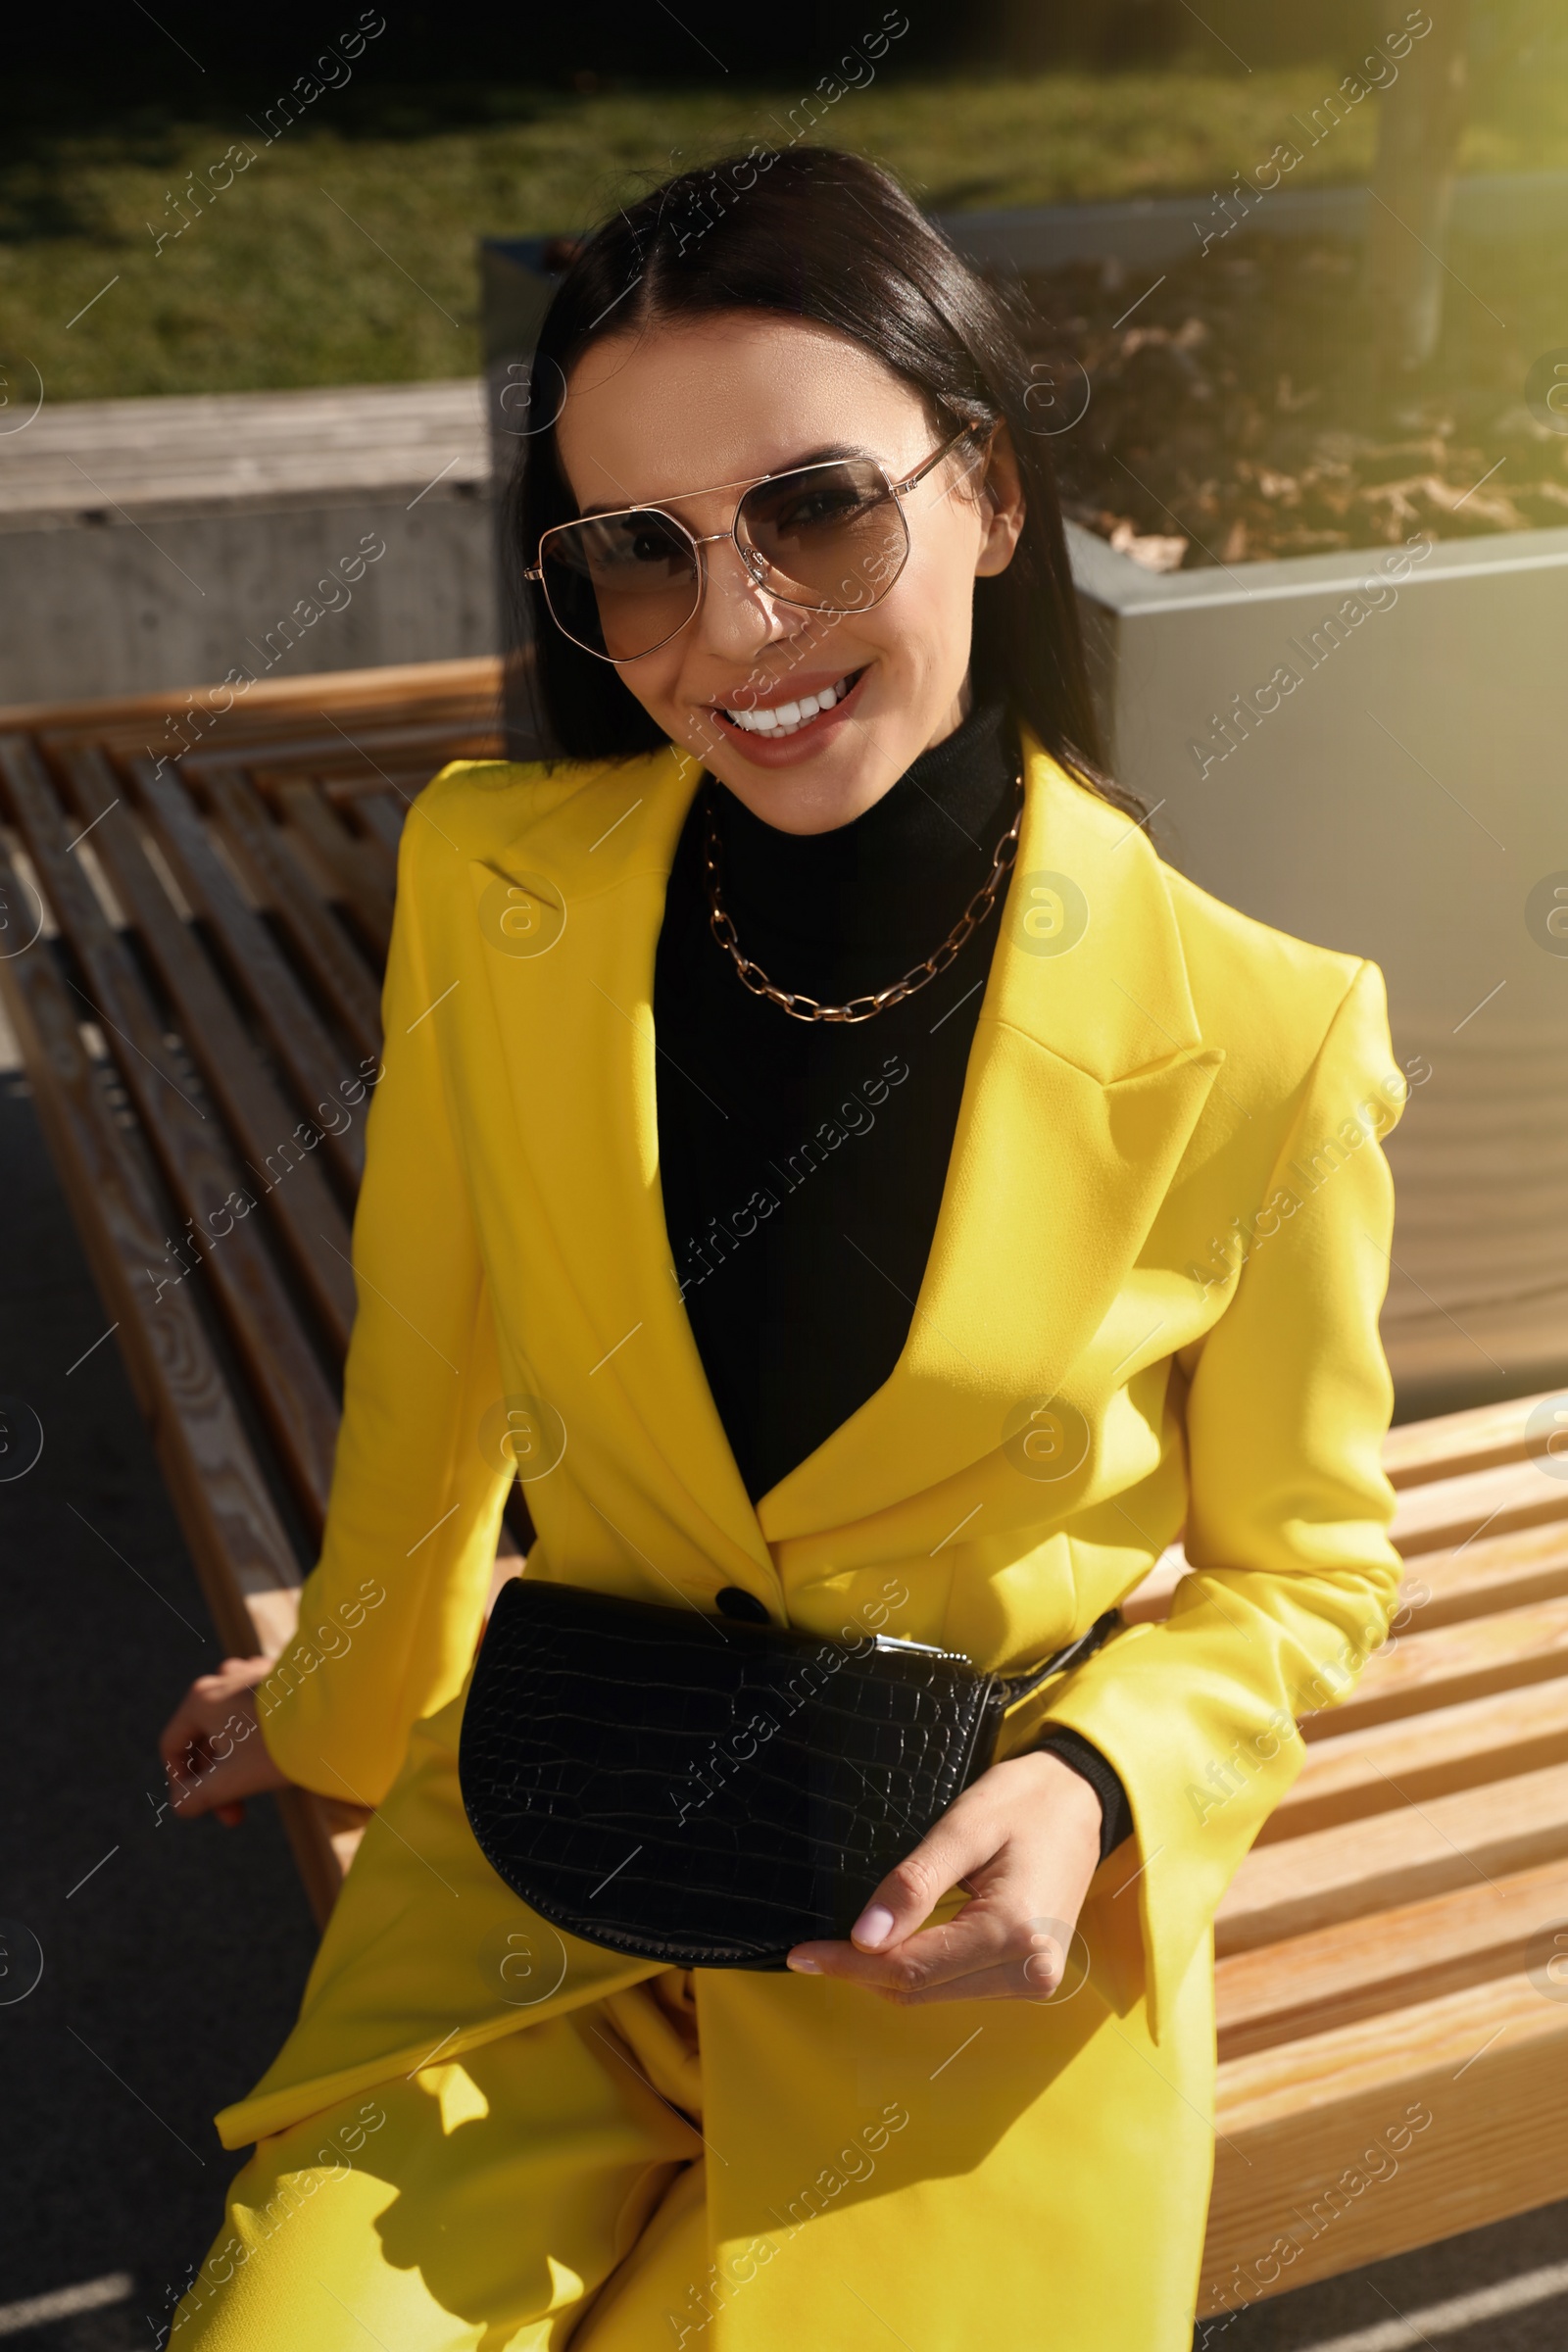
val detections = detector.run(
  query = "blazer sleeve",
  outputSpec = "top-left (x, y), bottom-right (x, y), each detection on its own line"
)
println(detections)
top-left (1035, 956), bottom-right (1407, 2040)
top-left (257, 793), bottom-right (513, 1807)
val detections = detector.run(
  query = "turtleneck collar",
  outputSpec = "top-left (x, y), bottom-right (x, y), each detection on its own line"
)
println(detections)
top-left (706, 698), bottom-right (1020, 957)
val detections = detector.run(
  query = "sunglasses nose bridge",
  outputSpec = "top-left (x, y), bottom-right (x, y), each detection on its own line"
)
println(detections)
top-left (689, 520), bottom-right (772, 598)
top-left (678, 522), bottom-right (770, 597)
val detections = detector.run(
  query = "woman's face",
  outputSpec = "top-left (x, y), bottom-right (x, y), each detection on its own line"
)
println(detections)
top-left (552, 312), bottom-right (1025, 835)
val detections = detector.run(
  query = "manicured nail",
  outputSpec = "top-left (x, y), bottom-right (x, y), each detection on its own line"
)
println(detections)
top-left (786, 1953), bottom-right (822, 1974)
top-left (852, 1905), bottom-right (896, 1950)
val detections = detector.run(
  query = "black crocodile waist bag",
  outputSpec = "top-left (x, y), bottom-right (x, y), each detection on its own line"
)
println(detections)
top-left (458, 1579), bottom-right (1121, 1972)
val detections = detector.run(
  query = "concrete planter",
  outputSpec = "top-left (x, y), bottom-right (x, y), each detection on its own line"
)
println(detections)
top-left (0, 381), bottom-right (496, 708)
top-left (1067, 517), bottom-right (1568, 1420)
top-left (940, 177), bottom-right (1568, 1419)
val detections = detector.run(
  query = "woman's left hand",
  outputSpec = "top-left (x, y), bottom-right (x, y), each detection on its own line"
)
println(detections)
top-left (785, 1748), bottom-right (1105, 2003)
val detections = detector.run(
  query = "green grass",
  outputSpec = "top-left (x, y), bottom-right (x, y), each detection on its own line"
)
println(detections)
top-left (5, 59), bottom-right (1568, 402)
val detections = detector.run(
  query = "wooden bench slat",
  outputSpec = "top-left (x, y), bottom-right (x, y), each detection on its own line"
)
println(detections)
top-left (1264, 1672), bottom-right (1568, 1840)
top-left (1214, 1967), bottom-right (1568, 2137)
top-left (186, 761), bottom-right (385, 1058)
top-left (335, 796), bottom-right (401, 895)
top-left (319, 769), bottom-right (424, 804)
top-left (1382, 1388), bottom-right (1557, 1490)
top-left (190, 765), bottom-right (383, 1064)
top-left (275, 781), bottom-right (394, 959)
top-left (198, 718), bottom-right (499, 781)
top-left (1216, 1758), bottom-right (1568, 1953)
top-left (1201, 1971), bottom-right (1568, 2306)
top-left (1390, 1451), bottom-right (1568, 1557)
top-left (6, 653), bottom-right (503, 742)
top-left (323, 768), bottom-right (438, 809)
top-left (131, 758), bottom-right (368, 1192)
top-left (1214, 1855), bottom-right (1568, 2058)
top-left (1398, 1513), bottom-right (1568, 1630)
top-left (268, 772), bottom-right (401, 896)
top-left (351, 791), bottom-right (410, 858)
top-left (0, 737), bottom-right (341, 1527)
top-left (53, 745), bottom-right (358, 1355)
top-left (1122, 1472), bottom-right (1568, 1637)
top-left (1301, 1591), bottom-right (1568, 1739)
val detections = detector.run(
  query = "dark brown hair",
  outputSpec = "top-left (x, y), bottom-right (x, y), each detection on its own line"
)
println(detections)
top-left (505, 145), bottom-right (1140, 818)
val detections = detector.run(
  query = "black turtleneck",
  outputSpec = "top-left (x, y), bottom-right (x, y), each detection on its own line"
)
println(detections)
top-left (654, 697), bottom-right (1020, 1504)
top-left (652, 697), bottom-right (1135, 1868)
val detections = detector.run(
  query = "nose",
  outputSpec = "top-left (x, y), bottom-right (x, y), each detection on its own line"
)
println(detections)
top-left (690, 533), bottom-right (789, 664)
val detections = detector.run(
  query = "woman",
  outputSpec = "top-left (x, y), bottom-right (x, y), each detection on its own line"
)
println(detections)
top-left (161, 148), bottom-right (1407, 2350)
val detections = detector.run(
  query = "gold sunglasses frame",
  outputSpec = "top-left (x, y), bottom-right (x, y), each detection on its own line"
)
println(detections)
top-left (522, 422), bottom-right (981, 664)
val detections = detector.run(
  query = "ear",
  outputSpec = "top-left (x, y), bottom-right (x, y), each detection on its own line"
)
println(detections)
top-left (968, 418), bottom-right (1029, 578)
top-left (973, 421), bottom-right (1027, 579)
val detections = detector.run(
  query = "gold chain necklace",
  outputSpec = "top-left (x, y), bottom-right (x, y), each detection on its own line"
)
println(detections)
top-left (703, 773), bottom-right (1023, 1025)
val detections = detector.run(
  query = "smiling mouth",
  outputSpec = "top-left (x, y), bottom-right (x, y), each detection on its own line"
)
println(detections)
top-left (712, 667), bottom-right (866, 738)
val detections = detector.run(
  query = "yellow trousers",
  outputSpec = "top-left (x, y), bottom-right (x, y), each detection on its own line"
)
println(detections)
top-left (172, 1971), bottom-right (714, 2349)
top-left (170, 1948), bottom-right (1214, 2350)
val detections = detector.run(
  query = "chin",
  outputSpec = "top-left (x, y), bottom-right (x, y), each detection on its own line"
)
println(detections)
top-left (715, 753), bottom-right (894, 836)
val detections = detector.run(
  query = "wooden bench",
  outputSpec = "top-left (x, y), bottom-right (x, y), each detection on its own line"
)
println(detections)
top-left (1193, 1393), bottom-right (1568, 2318)
top-left (2, 661), bottom-right (1564, 2313)
top-left (0, 657), bottom-right (510, 1919)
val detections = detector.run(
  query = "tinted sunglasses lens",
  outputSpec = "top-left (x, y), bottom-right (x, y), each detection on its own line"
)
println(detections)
top-left (738, 459), bottom-right (907, 611)
top-left (541, 511), bottom-right (699, 660)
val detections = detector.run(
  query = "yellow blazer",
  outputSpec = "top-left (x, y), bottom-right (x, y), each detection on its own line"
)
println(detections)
top-left (224, 726), bottom-right (1404, 2339)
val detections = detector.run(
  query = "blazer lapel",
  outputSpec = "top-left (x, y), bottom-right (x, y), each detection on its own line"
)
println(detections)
top-left (755, 733), bottom-right (1226, 1545)
top-left (464, 743), bottom-right (776, 1581)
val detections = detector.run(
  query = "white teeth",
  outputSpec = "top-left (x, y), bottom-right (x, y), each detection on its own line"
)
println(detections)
top-left (721, 674), bottom-right (854, 735)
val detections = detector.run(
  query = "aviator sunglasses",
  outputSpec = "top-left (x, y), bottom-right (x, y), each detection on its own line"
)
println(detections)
top-left (524, 422), bottom-right (982, 664)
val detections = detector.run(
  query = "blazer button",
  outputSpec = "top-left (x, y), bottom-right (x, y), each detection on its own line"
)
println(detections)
top-left (714, 1586), bottom-right (771, 1624)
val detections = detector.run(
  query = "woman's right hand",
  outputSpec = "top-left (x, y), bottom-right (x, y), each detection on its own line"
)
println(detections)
top-left (159, 1654), bottom-right (292, 1827)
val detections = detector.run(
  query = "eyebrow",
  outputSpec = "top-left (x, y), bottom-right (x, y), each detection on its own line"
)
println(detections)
top-left (578, 443), bottom-right (867, 518)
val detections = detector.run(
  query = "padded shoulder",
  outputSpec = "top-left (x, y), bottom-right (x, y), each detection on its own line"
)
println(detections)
top-left (1159, 858), bottom-right (1377, 1103)
top-left (408, 756), bottom-right (617, 864)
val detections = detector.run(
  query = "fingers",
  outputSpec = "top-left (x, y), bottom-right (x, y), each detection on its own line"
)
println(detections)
top-left (786, 1748), bottom-right (1107, 2003)
top-left (838, 1749), bottom-right (1100, 1964)
top-left (873, 1920), bottom-right (1092, 2008)
top-left (158, 1685), bottom-right (220, 1770)
top-left (158, 1657), bottom-right (271, 1769)
top-left (166, 1734), bottom-right (267, 1820)
top-left (202, 1654), bottom-right (272, 1702)
top-left (157, 1671), bottom-right (287, 1823)
top-left (791, 1902), bottom-right (1008, 1993)
top-left (158, 1683), bottom-right (213, 1770)
top-left (840, 1788), bottom-right (1004, 1961)
top-left (168, 1760), bottom-right (236, 1823)
top-left (157, 1707), bottom-right (196, 1775)
top-left (789, 1913), bottom-right (1089, 2007)
top-left (793, 1895), bottom-right (1040, 1995)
